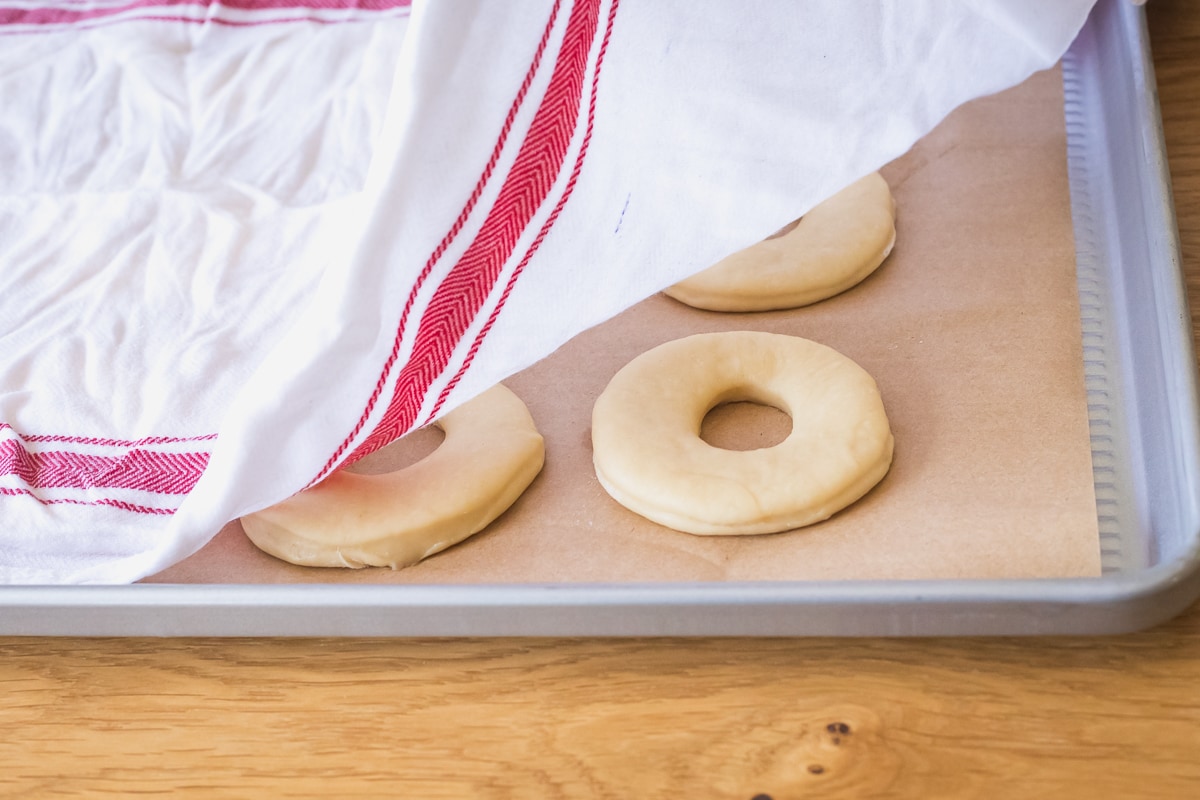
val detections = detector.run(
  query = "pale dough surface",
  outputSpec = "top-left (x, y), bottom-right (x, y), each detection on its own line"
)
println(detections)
top-left (591, 331), bottom-right (893, 535)
top-left (241, 384), bottom-right (545, 568)
top-left (664, 172), bottom-right (896, 311)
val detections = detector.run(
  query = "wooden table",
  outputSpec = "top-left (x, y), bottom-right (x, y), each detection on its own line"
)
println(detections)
top-left (3, 3), bottom-right (1199, 797)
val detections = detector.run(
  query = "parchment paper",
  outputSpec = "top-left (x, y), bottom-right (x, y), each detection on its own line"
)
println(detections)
top-left (148, 65), bottom-right (1101, 585)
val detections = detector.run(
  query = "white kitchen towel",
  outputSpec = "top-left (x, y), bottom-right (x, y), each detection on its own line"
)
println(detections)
top-left (0, 0), bottom-right (1098, 583)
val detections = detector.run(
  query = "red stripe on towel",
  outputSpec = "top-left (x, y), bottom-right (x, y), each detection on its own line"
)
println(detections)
top-left (0, 487), bottom-right (177, 515)
top-left (424, 0), bottom-right (619, 424)
top-left (313, 0), bottom-right (567, 482)
top-left (0, 423), bottom-right (217, 449)
top-left (340, 0), bottom-right (606, 466)
top-left (0, 0), bottom-right (410, 29)
top-left (0, 438), bottom-right (209, 495)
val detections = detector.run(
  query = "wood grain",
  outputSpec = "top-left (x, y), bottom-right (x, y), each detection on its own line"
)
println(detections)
top-left (3, 2), bottom-right (1200, 798)
top-left (1, 626), bottom-right (1199, 798)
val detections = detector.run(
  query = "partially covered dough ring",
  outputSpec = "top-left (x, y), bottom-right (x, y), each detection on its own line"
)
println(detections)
top-left (241, 384), bottom-right (544, 569)
top-left (591, 331), bottom-right (893, 535)
top-left (664, 172), bottom-right (896, 312)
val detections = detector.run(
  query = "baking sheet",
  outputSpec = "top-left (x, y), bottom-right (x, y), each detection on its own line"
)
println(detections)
top-left (148, 65), bottom-right (1102, 586)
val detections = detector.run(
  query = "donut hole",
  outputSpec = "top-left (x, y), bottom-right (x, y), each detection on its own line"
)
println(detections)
top-left (700, 400), bottom-right (793, 451)
top-left (343, 423), bottom-right (446, 475)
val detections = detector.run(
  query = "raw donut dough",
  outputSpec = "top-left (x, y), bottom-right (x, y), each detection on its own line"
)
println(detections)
top-left (241, 384), bottom-right (544, 568)
top-left (664, 172), bottom-right (896, 311)
top-left (591, 331), bottom-right (893, 535)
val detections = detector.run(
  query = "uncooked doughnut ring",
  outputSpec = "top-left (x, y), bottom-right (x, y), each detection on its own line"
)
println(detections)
top-left (241, 384), bottom-right (544, 568)
top-left (664, 172), bottom-right (896, 312)
top-left (591, 331), bottom-right (893, 535)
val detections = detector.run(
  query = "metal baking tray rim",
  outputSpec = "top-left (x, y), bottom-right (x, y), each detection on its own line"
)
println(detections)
top-left (2, 543), bottom-right (1199, 637)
